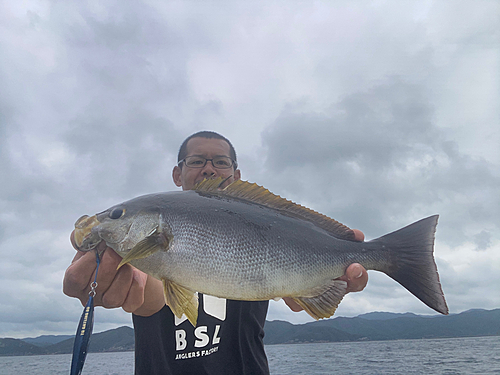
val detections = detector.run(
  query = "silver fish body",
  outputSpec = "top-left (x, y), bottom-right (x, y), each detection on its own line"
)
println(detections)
top-left (75, 179), bottom-right (448, 325)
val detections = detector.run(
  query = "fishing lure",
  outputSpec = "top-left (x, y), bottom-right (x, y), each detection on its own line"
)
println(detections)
top-left (70, 250), bottom-right (100, 375)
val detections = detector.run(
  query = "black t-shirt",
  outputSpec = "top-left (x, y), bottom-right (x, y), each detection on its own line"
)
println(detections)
top-left (133, 294), bottom-right (270, 375)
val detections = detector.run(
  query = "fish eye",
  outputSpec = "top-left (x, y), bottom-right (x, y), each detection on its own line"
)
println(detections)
top-left (109, 207), bottom-right (125, 220)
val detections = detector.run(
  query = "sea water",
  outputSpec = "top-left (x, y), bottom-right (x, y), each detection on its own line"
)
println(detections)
top-left (266, 336), bottom-right (500, 374)
top-left (0, 336), bottom-right (499, 374)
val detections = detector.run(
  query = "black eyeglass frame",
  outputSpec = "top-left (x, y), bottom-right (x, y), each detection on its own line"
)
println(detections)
top-left (178, 156), bottom-right (238, 170)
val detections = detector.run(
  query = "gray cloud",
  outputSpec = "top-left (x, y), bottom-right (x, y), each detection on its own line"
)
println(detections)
top-left (474, 230), bottom-right (492, 251)
top-left (0, 1), bottom-right (498, 336)
top-left (261, 78), bottom-right (500, 246)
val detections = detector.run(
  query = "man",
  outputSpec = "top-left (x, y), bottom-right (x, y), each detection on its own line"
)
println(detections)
top-left (63, 131), bottom-right (368, 374)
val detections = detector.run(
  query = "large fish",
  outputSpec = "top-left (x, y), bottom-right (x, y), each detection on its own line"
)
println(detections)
top-left (74, 178), bottom-right (448, 326)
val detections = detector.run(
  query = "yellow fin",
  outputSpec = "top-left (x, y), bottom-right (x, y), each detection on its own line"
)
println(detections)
top-left (117, 227), bottom-right (170, 269)
top-left (292, 280), bottom-right (347, 320)
top-left (162, 279), bottom-right (199, 326)
top-left (194, 177), bottom-right (356, 241)
top-left (193, 176), bottom-right (231, 191)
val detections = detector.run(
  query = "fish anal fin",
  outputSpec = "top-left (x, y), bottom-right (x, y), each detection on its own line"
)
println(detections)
top-left (162, 279), bottom-right (199, 326)
top-left (195, 178), bottom-right (356, 241)
top-left (292, 280), bottom-right (347, 320)
top-left (117, 227), bottom-right (171, 269)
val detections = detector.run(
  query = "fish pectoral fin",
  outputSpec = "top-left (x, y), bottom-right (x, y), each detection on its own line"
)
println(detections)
top-left (117, 227), bottom-right (170, 269)
top-left (292, 280), bottom-right (347, 320)
top-left (162, 279), bottom-right (199, 326)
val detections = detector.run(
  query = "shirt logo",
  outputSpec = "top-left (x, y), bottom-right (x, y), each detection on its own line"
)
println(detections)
top-left (174, 295), bottom-right (226, 358)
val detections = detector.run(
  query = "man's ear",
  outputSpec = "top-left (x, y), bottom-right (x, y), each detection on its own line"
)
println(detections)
top-left (172, 166), bottom-right (182, 187)
top-left (233, 169), bottom-right (241, 181)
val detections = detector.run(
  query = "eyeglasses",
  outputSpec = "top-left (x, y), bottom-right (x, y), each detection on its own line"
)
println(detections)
top-left (179, 155), bottom-right (237, 169)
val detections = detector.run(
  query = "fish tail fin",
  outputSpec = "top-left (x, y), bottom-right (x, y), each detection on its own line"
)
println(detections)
top-left (371, 215), bottom-right (449, 315)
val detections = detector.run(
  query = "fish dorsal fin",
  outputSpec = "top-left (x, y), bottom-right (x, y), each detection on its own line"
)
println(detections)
top-left (194, 178), bottom-right (355, 241)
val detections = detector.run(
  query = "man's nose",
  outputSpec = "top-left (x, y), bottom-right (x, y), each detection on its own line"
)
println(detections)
top-left (201, 160), bottom-right (217, 176)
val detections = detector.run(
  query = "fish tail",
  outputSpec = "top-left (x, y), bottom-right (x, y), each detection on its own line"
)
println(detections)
top-left (371, 215), bottom-right (449, 315)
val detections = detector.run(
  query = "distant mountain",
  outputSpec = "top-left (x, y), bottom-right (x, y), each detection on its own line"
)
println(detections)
top-left (357, 311), bottom-right (424, 320)
top-left (47, 326), bottom-right (135, 354)
top-left (0, 338), bottom-right (47, 356)
top-left (22, 334), bottom-right (73, 347)
top-left (263, 320), bottom-right (362, 344)
top-left (2, 309), bottom-right (499, 356)
top-left (0, 326), bottom-right (134, 356)
top-left (264, 308), bottom-right (500, 344)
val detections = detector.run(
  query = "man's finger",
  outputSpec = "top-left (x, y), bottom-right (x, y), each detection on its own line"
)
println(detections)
top-left (352, 229), bottom-right (365, 242)
top-left (345, 263), bottom-right (368, 293)
top-left (122, 269), bottom-right (148, 313)
top-left (91, 248), bottom-right (123, 294)
top-left (63, 250), bottom-right (98, 299)
top-left (100, 264), bottom-right (134, 308)
top-left (94, 249), bottom-right (133, 307)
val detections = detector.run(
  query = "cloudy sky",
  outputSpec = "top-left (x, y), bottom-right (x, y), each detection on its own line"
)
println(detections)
top-left (1, 1), bottom-right (498, 338)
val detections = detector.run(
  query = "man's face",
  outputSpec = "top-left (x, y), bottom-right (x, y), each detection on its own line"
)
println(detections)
top-left (172, 137), bottom-right (241, 191)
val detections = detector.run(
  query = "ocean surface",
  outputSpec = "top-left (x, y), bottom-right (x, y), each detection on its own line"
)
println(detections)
top-left (0, 336), bottom-right (499, 374)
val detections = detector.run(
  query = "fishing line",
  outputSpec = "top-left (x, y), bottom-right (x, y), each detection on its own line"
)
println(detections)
top-left (70, 249), bottom-right (101, 375)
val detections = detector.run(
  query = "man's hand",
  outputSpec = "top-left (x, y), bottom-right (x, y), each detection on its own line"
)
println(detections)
top-left (283, 228), bottom-right (368, 312)
top-left (63, 231), bottom-right (164, 316)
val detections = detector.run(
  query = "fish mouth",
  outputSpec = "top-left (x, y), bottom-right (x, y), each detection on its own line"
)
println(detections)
top-left (74, 214), bottom-right (101, 251)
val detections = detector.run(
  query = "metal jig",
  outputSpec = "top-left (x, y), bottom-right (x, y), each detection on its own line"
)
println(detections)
top-left (70, 249), bottom-right (100, 375)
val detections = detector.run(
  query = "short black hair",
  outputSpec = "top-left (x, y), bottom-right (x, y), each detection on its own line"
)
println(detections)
top-left (177, 131), bottom-right (238, 169)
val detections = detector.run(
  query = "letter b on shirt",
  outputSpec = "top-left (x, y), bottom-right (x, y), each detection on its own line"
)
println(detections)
top-left (176, 330), bottom-right (187, 350)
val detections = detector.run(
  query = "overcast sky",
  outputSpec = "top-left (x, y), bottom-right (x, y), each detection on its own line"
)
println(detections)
top-left (1, 1), bottom-right (499, 338)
